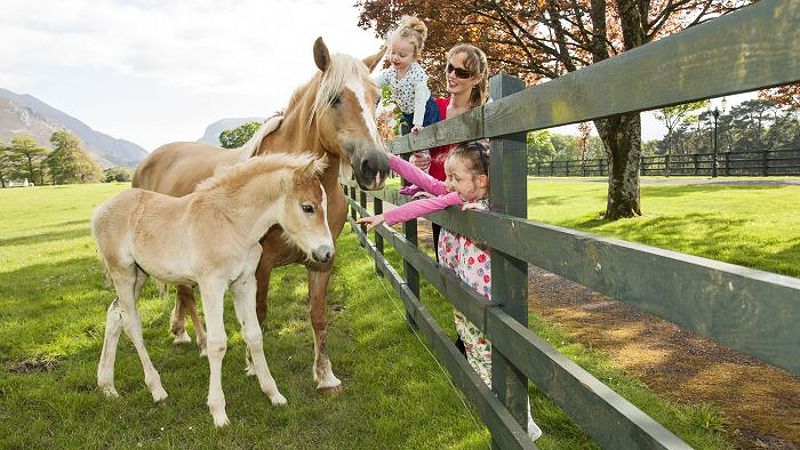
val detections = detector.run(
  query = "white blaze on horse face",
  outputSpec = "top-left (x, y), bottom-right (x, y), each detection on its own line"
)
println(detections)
top-left (345, 79), bottom-right (383, 150)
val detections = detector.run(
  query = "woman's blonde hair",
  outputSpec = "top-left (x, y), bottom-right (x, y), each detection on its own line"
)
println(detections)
top-left (446, 44), bottom-right (489, 108)
top-left (388, 15), bottom-right (428, 59)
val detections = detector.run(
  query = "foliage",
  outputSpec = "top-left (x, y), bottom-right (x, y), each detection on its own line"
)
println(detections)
top-left (526, 131), bottom-right (605, 173)
top-left (759, 83), bottom-right (800, 110)
top-left (654, 100), bottom-right (711, 155)
top-left (218, 121), bottom-right (261, 149)
top-left (45, 131), bottom-right (102, 184)
top-left (1, 135), bottom-right (49, 186)
top-left (103, 167), bottom-right (132, 183)
top-left (376, 85), bottom-right (406, 141)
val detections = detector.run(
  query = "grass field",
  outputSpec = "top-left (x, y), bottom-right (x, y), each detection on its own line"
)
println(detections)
top-left (3, 180), bottom-right (787, 448)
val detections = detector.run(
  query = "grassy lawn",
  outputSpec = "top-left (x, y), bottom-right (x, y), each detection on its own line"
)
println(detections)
top-left (1, 181), bottom-right (763, 449)
top-left (525, 177), bottom-right (800, 277)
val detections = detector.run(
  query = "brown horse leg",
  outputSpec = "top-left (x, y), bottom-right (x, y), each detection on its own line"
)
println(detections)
top-left (308, 265), bottom-right (341, 394)
top-left (171, 285), bottom-right (207, 355)
top-left (254, 254), bottom-right (273, 326)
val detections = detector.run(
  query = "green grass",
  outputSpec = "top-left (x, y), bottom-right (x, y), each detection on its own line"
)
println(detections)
top-left (525, 177), bottom-right (800, 277)
top-left (0, 184), bottom-right (488, 449)
top-left (0, 182), bottom-right (752, 449)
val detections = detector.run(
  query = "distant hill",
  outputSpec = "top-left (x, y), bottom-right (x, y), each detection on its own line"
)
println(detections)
top-left (0, 88), bottom-right (148, 168)
top-left (198, 117), bottom-right (263, 146)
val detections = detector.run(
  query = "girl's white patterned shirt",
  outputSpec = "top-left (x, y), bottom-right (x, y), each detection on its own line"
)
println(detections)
top-left (373, 62), bottom-right (431, 126)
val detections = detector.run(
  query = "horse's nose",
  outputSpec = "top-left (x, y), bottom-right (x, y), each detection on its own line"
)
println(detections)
top-left (357, 151), bottom-right (389, 190)
top-left (312, 245), bottom-right (333, 264)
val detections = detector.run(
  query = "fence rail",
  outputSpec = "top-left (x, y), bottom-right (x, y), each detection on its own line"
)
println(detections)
top-left (530, 148), bottom-right (800, 177)
top-left (342, 1), bottom-right (800, 448)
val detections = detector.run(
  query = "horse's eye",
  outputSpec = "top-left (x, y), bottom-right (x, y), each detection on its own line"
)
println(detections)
top-left (330, 94), bottom-right (341, 107)
top-left (302, 204), bottom-right (315, 214)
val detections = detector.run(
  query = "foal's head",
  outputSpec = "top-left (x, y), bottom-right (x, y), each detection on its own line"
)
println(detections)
top-left (279, 155), bottom-right (335, 264)
top-left (305, 38), bottom-right (389, 191)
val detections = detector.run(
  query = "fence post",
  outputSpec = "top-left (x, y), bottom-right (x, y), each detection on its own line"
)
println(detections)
top-left (488, 73), bottom-right (529, 447)
top-left (404, 218), bottom-right (420, 329)
top-left (374, 197), bottom-right (384, 275)
top-left (359, 189), bottom-right (368, 235)
top-left (693, 153), bottom-right (699, 176)
top-left (665, 153), bottom-right (671, 177)
top-left (763, 149), bottom-right (769, 176)
top-left (565, 160), bottom-right (570, 176)
top-left (725, 151), bottom-right (731, 176)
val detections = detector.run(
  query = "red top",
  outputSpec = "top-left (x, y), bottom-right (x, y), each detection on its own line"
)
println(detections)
top-left (429, 97), bottom-right (459, 181)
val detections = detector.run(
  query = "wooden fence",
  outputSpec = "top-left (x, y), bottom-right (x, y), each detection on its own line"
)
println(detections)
top-left (340, 1), bottom-right (800, 448)
top-left (531, 148), bottom-right (800, 177)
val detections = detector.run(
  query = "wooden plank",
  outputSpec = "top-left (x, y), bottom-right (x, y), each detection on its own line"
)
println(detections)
top-left (388, 107), bottom-right (483, 155)
top-left (349, 219), bottom-right (536, 450)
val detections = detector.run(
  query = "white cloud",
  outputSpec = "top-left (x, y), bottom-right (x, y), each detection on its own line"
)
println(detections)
top-left (0, 0), bottom-right (383, 150)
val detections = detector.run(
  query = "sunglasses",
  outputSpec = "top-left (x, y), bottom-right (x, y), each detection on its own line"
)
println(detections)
top-left (446, 62), bottom-right (473, 79)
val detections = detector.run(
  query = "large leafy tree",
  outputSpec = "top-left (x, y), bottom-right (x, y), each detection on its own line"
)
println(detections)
top-left (45, 131), bottom-right (102, 184)
top-left (219, 121), bottom-right (261, 149)
top-left (654, 100), bottom-right (710, 155)
top-left (357, 0), bottom-right (748, 219)
top-left (3, 135), bottom-right (49, 186)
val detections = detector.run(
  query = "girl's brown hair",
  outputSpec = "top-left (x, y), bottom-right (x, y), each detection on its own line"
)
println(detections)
top-left (448, 141), bottom-right (490, 177)
top-left (446, 44), bottom-right (489, 108)
top-left (388, 15), bottom-right (428, 59)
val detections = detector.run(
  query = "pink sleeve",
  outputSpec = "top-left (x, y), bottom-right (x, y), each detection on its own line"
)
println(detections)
top-left (384, 191), bottom-right (463, 225)
top-left (389, 154), bottom-right (448, 196)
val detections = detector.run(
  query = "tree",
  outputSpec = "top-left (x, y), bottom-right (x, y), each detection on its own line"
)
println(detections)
top-left (759, 83), bottom-right (800, 110)
top-left (104, 167), bottom-right (133, 183)
top-left (0, 144), bottom-right (11, 188)
top-left (4, 135), bottom-right (48, 185)
top-left (45, 131), bottom-right (102, 184)
top-left (357, 0), bottom-right (749, 219)
top-left (654, 100), bottom-right (710, 155)
top-left (526, 130), bottom-right (556, 173)
top-left (219, 121), bottom-right (261, 149)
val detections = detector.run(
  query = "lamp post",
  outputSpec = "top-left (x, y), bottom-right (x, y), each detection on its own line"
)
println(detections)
top-left (710, 98), bottom-right (728, 178)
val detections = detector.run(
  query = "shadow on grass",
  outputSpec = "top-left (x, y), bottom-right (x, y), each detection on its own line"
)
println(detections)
top-left (0, 227), bottom-right (90, 247)
top-left (640, 183), bottom-right (783, 198)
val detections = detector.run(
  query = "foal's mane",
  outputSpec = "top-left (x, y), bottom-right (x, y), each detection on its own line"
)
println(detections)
top-left (196, 153), bottom-right (323, 193)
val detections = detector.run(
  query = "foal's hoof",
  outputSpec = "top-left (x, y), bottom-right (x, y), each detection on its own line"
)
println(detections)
top-left (212, 413), bottom-right (230, 428)
top-left (270, 392), bottom-right (288, 406)
top-left (99, 384), bottom-right (119, 398)
top-left (151, 387), bottom-right (168, 404)
top-left (172, 331), bottom-right (191, 345)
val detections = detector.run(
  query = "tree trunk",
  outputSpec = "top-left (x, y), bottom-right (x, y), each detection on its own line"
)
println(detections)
top-left (595, 112), bottom-right (642, 219)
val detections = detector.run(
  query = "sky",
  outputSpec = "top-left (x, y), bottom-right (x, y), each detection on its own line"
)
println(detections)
top-left (2, 1), bottom-right (749, 152)
top-left (1, 0), bottom-right (385, 151)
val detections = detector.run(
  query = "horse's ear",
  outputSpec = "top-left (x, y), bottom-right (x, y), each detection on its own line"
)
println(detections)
top-left (313, 37), bottom-right (330, 72)
top-left (363, 45), bottom-right (386, 72)
top-left (294, 154), bottom-right (327, 186)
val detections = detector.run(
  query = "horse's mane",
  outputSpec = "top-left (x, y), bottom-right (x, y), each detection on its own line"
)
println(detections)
top-left (237, 114), bottom-right (284, 162)
top-left (196, 152), bottom-right (323, 193)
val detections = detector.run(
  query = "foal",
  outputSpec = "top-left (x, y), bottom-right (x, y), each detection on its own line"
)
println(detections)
top-left (92, 153), bottom-right (332, 427)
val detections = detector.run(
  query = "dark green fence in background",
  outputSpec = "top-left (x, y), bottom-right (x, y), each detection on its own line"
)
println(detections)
top-left (531, 148), bottom-right (800, 177)
top-left (341, 1), bottom-right (800, 448)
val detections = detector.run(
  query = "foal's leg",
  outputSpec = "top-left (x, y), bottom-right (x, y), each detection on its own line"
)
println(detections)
top-left (117, 267), bottom-right (168, 403)
top-left (199, 279), bottom-right (230, 427)
top-left (308, 265), bottom-right (342, 394)
top-left (170, 286), bottom-right (208, 355)
top-left (98, 297), bottom-right (124, 397)
top-left (231, 275), bottom-right (287, 406)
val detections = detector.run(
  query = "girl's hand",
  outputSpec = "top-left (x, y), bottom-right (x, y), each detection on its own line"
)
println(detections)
top-left (409, 151), bottom-right (431, 171)
top-left (410, 125), bottom-right (422, 134)
top-left (356, 214), bottom-right (386, 231)
top-left (462, 202), bottom-right (487, 211)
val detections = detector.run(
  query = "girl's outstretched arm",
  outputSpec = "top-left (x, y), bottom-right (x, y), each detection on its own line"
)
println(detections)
top-left (389, 154), bottom-right (448, 196)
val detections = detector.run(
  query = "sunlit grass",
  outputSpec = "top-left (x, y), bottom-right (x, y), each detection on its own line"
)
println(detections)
top-left (526, 177), bottom-right (800, 277)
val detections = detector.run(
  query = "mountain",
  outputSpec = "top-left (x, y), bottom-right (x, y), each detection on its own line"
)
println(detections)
top-left (0, 88), bottom-right (148, 168)
top-left (198, 117), bottom-right (263, 146)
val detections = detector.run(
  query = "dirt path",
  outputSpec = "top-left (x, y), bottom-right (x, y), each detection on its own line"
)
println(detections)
top-left (410, 223), bottom-right (800, 449)
top-left (528, 266), bottom-right (799, 450)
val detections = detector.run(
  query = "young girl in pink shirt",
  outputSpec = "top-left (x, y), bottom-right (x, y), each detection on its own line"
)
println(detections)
top-left (357, 141), bottom-right (542, 441)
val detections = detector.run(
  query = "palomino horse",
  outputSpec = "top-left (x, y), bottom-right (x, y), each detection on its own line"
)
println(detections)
top-left (131, 37), bottom-right (387, 393)
top-left (94, 153), bottom-right (332, 427)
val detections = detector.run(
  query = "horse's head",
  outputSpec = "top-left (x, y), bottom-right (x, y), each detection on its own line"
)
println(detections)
top-left (280, 155), bottom-right (335, 264)
top-left (308, 37), bottom-right (389, 191)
